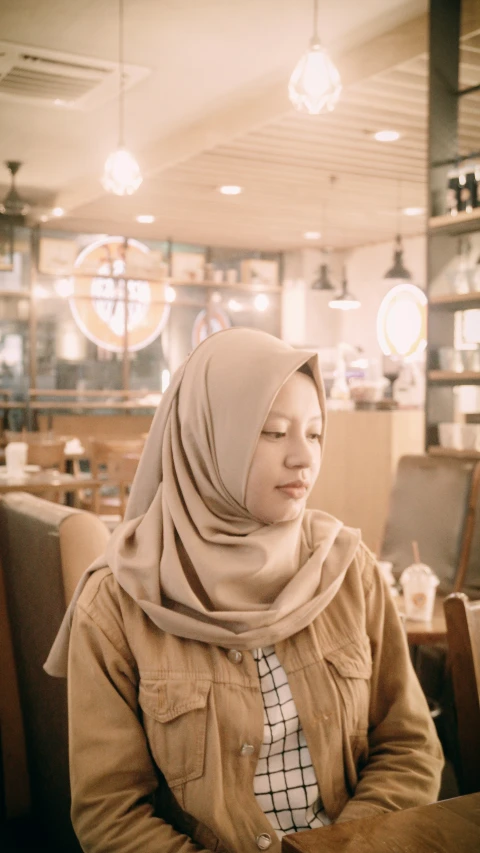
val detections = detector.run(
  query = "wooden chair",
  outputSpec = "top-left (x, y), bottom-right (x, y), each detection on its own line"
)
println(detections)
top-left (4, 432), bottom-right (67, 473)
top-left (379, 455), bottom-right (480, 781)
top-left (82, 438), bottom-right (144, 517)
top-left (444, 593), bottom-right (480, 795)
top-left (26, 439), bottom-right (66, 472)
top-left (456, 463), bottom-right (480, 600)
top-left (105, 451), bottom-right (141, 516)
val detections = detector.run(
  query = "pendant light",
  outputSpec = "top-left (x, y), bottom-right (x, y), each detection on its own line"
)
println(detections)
top-left (384, 179), bottom-right (412, 284)
top-left (312, 256), bottom-right (335, 290)
top-left (311, 176), bottom-right (336, 290)
top-left (102, 0), bottom-right (142, 196)
top-left (384, 234), bottom-right (412, 282)
top-left (289, 0), bottom-right (342, 115)
top-left (329, 267), bottom-right (360, 310)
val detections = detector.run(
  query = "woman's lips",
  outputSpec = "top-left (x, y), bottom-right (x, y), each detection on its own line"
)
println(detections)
top-left (276, 482), bottom-right (308, 499)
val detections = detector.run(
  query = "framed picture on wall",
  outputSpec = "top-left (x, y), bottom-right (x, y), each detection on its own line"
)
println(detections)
top-left (39, 237), bottom-right (78, 275)
top-left (240, 259), bottom-right (278, 287)
top-left (125, 245), bottom-right (168, 280)
top-left (171, 250), bottom-right (205, 282)
top-left (0, 218), bottom-right (14, 271)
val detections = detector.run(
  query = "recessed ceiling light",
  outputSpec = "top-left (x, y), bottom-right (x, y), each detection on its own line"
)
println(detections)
top-left (304, 231), bottom-right (321, 240)
top-left (403, 207), bottom-right (425, 217)
top-left (218, 185), bottom-right (243, 195)
top-left (373, 130), bottom-right (401, 142)
top-left (136, 214), bottom-right (155, 223)
top-left (52, 207), bottom-right (65, 217)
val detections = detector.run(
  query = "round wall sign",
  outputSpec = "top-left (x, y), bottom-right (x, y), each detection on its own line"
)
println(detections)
top-left (69, 236), bottom-right (170, 352)
top-left (377, 283), bottom-right (427, 359)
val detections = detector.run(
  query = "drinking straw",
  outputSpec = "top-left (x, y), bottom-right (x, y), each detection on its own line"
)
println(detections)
top-left (412, 540), bottom-right (420, 564)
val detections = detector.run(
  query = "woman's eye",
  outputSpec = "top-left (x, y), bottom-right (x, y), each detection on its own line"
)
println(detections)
top-left (261, 431), bottom-right (285, 439)
top-left (308, 433), bottom-right (321, 442)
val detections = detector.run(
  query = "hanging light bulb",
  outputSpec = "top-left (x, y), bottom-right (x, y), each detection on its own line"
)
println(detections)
top-left (102, 148), bottom-right (142, 195)
top-left (329, 268), bottom-right (360, 310)
top-left (289, 0), bottom-right (341, 115)
top-left (102, 0), bottom-right (142, 196)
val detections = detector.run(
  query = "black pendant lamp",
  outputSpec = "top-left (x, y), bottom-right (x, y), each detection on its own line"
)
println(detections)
top-left (312, 260), bottom-right (335, 290)
top-left (384, 234), bottom-right (412, 282)
top-left (385, 178), bottom-right (412, 284)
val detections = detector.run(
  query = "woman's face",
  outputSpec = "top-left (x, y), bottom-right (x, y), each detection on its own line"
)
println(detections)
top-left (245, 370), bottom-right (322, 524)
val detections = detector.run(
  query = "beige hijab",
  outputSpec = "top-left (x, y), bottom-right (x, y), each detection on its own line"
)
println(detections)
top-left (46, 328), bottom-right (360, 676)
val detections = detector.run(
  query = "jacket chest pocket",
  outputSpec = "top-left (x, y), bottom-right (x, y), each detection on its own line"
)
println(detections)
top-left (323, 637), bottom-right (372, 735)
top-left (139, 677), bottom-right (211, 787)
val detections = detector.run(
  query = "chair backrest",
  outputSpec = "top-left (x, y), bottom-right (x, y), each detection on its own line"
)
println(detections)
top-left (444, 593), bottom-right (480, 794)
top-left (26, 439), bottom-right (66, 471)
top-left (87, 437), bottom-right (144, 478)
top-left (5, 433), bottom-right (67, 471)
top-left (380, 455), bottom-right (476, 595)
top-left (106, 451), bottom-right (142, 516)
top-left (0, 493), bottom-right (110, 850)
top-left (458, 464), bottom-right (480, 600)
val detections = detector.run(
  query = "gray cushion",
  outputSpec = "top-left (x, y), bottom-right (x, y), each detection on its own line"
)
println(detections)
top-left (380, 455), bottom-right (476, 596)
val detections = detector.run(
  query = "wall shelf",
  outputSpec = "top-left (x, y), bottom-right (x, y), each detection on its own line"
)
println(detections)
top-left (425, 2), bottom-right (480, 454)
top-left (429, 208), bottom-right (480, 235)
top-left (428, 446), bottom-right (480, 460)
top-left (38, 271), bottom-right (282, 293)
top-left (429, 292), bottom-right (480, 311)
top-left (428, 370), bottom-right (480, 385)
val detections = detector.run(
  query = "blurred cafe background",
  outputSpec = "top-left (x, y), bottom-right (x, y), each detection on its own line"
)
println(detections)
top-left (0, 0), bottom-right (480, 849)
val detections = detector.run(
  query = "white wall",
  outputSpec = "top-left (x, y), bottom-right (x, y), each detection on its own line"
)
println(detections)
top-left (282, 234), bottom-right (426, 361)
top-left (282, 247), bottom-right (343, 349)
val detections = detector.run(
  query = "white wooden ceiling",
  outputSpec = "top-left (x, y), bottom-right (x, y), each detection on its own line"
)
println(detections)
top-left (1, 0), bottom-right (479, 251)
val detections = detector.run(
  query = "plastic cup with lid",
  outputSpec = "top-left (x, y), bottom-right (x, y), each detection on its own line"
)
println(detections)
top-left (399, 563), bottom-right (439, 622)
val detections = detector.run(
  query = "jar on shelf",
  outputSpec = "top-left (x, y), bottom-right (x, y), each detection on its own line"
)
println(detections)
top-left (471, 255), bottom-right (480, 293)
top-left (445, 166), bottom-right (459, 215)
top-left (447, 237), bottom-right (472, 294)
top-left (457, 160), bottom-right (477, 212)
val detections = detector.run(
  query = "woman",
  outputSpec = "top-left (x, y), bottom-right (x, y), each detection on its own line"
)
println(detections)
top-left (46, 328), bottom-right (443, 853)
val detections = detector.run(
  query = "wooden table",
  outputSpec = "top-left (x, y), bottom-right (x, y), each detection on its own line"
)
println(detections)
top-left (282, 793), bottom-right (480, 852)
top-left (0, 469), bottom-right (99, 504)
top-left (397, 594), bottom-right (447, 645)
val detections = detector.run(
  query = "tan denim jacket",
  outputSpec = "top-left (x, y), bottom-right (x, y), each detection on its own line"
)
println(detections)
top-left (68, 544), bottom-right (443, 853)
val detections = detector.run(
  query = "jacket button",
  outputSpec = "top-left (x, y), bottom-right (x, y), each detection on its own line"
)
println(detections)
top-left (240, 743), bottom-right (254, 756)
top-left (227, 649), bottom-right (243, 664)
top-left (256, 833), bottom-right (272, 850)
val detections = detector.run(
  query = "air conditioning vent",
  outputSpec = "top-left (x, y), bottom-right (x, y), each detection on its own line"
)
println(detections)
top-left (0, 41), bottom-right (150, 110)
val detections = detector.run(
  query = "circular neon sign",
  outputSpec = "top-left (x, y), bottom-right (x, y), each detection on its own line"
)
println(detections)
top-left (377, 283), bottom-right (427, 358)
top-left (191, 307), bottom-right (231, 348)
top-left (70, 236), bottom-right (170, 352)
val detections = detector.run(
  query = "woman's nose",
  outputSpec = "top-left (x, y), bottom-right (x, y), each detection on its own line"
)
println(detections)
top-left (285, 436), bottom-right (313, 469)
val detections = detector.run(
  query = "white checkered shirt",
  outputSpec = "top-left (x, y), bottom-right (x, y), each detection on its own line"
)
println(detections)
top-left (252, 646), bottom-right (331, 839)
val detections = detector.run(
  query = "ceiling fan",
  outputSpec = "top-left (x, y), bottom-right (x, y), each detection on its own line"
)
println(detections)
top-left (0, 161), bottom-right (31, 224)
top-left (0, 160), bottom-right (57, 227)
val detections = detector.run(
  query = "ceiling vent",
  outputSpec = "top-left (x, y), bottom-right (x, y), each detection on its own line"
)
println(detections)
top-left (0, 41), bottom-right (150, 110)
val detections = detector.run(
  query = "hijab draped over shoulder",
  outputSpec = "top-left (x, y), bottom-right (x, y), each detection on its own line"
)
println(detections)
top-left (45, 328), bottom-right (360, 676)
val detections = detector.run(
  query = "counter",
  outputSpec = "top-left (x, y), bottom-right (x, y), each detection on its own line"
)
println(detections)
top-left (308, 408), bottom-right (425, 551)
